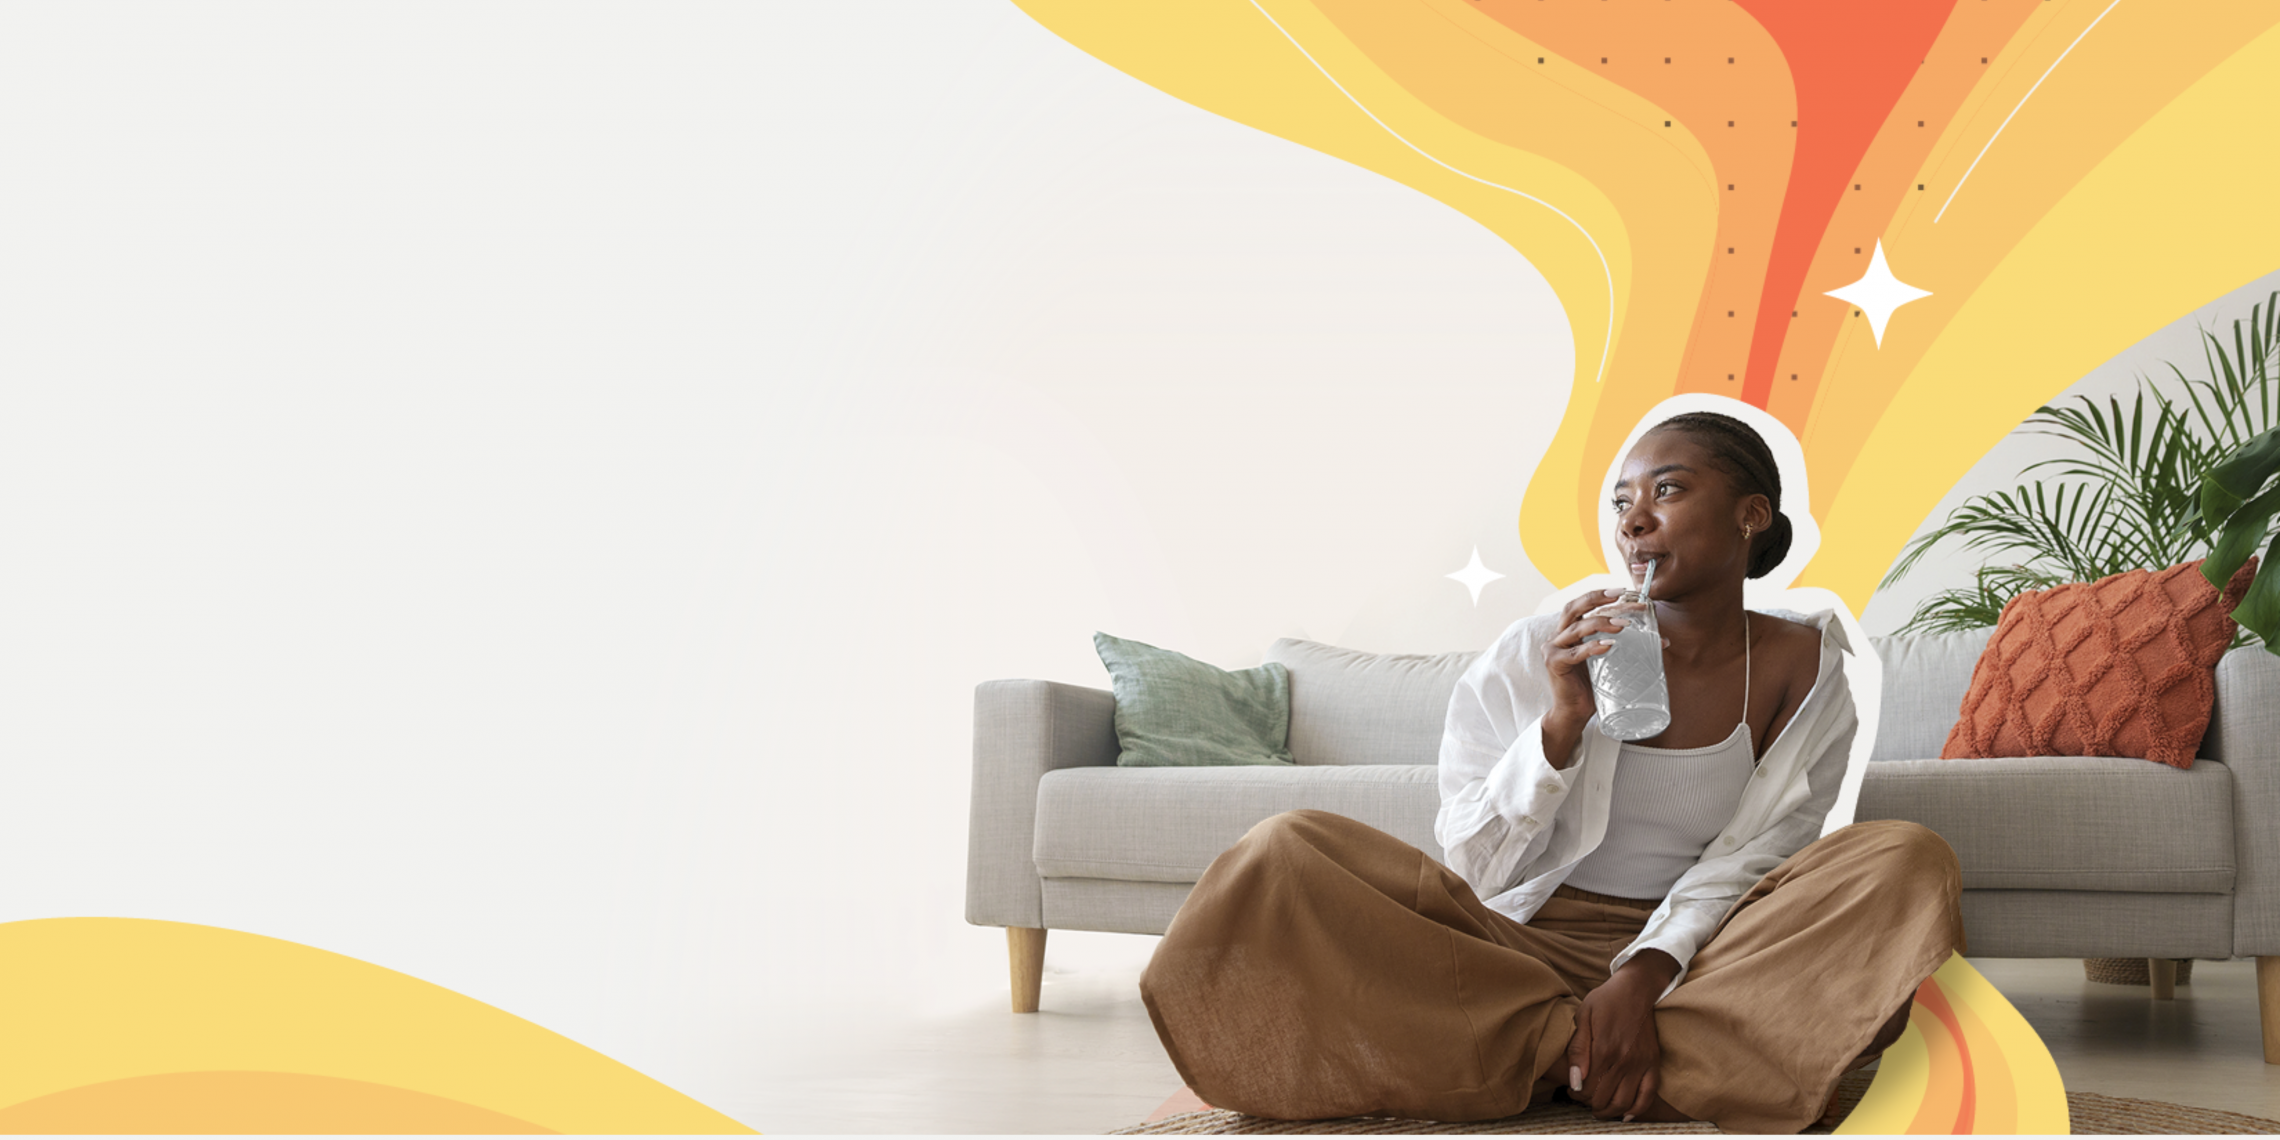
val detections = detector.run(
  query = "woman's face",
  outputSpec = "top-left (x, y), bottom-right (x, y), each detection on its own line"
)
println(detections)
top-left (1608, 429), bottom-right (1767, 596)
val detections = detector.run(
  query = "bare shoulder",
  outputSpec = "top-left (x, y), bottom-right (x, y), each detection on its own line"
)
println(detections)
top-left (1750, 612), bottom-right (1824, 699)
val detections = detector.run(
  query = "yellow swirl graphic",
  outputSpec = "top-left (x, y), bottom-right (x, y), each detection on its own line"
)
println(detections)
top-left (1840, 953), bottom-right (2068, 1134)
top-left (0, 918), bottom-right (753, 1134)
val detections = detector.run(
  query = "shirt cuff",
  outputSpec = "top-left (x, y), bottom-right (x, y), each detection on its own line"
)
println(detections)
top-left (1609, 919), bottom-right (1707, 1004)
top-left (1480, 714), bottom-right (1580, 830)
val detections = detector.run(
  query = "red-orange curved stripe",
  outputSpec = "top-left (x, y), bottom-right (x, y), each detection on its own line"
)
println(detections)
top-left (1730, 0), bottom-right (1955, 407)
top-left (1916, 977), bottom-right (1977, 1133)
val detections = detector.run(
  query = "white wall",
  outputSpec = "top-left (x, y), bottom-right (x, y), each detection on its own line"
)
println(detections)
top-left (0, 1), bottom-right (1577, 1120)
top-left (14, 3), bottom-right (2249, 1121)
top-left (1860, 269), bottom-right (2280, 637)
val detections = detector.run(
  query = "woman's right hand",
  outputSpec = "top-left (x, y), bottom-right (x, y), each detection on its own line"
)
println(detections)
top-left (1541, 588), bottom-right (1632, 768)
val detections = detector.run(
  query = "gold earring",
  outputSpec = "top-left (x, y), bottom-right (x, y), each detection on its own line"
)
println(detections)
top-left (1742, 523), bottom-right (1755, 541)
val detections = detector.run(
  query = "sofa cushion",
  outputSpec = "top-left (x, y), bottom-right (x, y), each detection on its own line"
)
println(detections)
top-left (1941, 559), bottom-right (2254, 769)
top-left (1032, 765), bottom-right (1441, 882)
top-left (1262, 638), bottom-right (1480, 766)
top-left (1093, 631), bottom-right (1294, 767)
top-left (1854, 756), bottom-right (2234, 892)
top-left (1868, 627), bottom-right (1992, 761)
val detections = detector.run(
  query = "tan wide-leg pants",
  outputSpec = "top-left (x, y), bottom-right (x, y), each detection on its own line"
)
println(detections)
top-left (1137, 809), bottom-right (1964, 1134)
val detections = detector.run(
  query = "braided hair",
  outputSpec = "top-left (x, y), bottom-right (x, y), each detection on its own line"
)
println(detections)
top-left (1649, 411), bottom-right (1792, 579)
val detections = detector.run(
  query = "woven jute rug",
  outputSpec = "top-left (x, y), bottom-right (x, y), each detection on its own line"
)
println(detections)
top-left (1111, 1070), bottom-right (2280, 1134)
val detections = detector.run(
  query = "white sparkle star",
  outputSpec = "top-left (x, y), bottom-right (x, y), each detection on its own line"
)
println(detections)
top-left (1823, 239), bottom-right (1932, 347)
top-left (1445, 546), bottom-right (1505, 606)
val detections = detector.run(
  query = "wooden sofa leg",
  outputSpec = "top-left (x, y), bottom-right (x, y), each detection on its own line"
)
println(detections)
top-left (2259, 957), bottom-right (2280, 1064)
top-left (1009, 927), bottom-right (1046, 1013)
top-left (2150, 958), bottom-right (2177, 1001)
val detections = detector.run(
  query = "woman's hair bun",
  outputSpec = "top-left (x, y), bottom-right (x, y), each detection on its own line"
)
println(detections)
top-left (1749, 511), bottom-right (1793, 579)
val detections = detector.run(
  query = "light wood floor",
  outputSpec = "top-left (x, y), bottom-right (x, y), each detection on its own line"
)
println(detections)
top-left (743, 937), bottom-right (2280, 1134)
top-left (1972, 956), bottom-right (2280, 1122)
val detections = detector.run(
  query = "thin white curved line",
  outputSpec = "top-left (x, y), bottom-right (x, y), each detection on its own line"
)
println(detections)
top-left (1933, 0), bottom-right (2122, 224)
top-left (1247, 0), bottom-right (1616, 384)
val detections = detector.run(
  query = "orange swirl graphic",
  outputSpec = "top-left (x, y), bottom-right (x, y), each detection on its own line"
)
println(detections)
top-left (1012, 0), bottom-right (2280, 607)
top-left (1839, 953), bottom-right (2065, 1134)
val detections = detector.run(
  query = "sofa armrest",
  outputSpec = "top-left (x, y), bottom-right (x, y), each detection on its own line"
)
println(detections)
top-left (965, 678), bottom-right (1118, 929)
top-left (2208, 647), bottom-right (2280, 956)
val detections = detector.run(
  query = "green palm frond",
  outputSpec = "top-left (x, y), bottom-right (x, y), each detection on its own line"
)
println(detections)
top-left (1882, 290), bottom-right (2280, 637)
top-left (1893, 563), bottom-right (2076, 636)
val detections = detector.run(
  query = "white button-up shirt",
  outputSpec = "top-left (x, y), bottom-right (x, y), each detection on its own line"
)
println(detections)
top-left (1433, 607), bottom-right (1860, 1002)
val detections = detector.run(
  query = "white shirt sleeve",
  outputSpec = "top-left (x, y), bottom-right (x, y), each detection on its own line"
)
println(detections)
top-left (1608, 658), bottom-right (1861, 1002)
top-left (1435, 616), bottom-right (1583, 900)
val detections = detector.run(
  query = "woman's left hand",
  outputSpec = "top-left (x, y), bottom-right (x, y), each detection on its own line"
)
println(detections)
top-left (1565, 952), bottom-right (1680, 1121)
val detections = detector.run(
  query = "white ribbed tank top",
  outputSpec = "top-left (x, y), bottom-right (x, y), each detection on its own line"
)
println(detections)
top-left (1561, 614), bottom-right (1756, 901)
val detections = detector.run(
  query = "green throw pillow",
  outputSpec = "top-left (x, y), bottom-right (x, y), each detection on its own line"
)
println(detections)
top-left (1093, 632), bottom-right (1295, 767)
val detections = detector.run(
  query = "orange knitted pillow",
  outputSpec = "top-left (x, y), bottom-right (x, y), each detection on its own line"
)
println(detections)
top-left (1941, 558), bottom-right (2256, 769)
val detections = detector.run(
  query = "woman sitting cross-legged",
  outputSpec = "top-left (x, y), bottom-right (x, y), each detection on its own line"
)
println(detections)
top-left (1136, 410), bottom-right (1965, 1134)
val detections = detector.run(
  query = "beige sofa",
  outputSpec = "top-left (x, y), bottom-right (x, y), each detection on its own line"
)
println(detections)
top-left (963, 629), bottom-right (2280, 1062)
